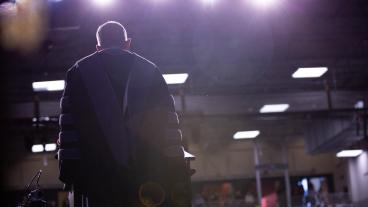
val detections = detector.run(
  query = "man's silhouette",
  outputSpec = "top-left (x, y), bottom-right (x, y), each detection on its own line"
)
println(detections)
top-left (58, 21), bottom-right (191, 207)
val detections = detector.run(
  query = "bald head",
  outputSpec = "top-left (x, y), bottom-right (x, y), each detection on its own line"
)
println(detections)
top-left (96, 21), bottom-right (130, 50)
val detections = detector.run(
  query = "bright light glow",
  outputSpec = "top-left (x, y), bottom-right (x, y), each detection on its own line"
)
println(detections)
top-left (337, 150), bottom-right (363, 158)
top-left (151, 0), bottom-right (169, 3)
top-left (292, 67), bottom-right (328, 78)
top-left (251, 0), bottom-right (279, 8)
top-left (201, 0), bottom-right (217, 5)
top-left (163, 73), bottom-right (189, 84)
top-left (355, 101), bottom-right (364, 109)
top-left (32, 80), bottom-right (65, 92)
top-left (260, 104), bottom-right (289, 113)
top-left (45, 143), bottom-right (57, 152)
top-left (92, 0), bottom-right (114, 7)
top-left (233, 130), bottom-right (260, 139)
top-left (31, 144), bottom-right (44, 153)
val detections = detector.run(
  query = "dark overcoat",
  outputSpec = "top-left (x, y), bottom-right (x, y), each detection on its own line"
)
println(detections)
top-left (58, 48), bottom-right (188, 206)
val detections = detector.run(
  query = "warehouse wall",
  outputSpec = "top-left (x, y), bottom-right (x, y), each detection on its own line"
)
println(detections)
top-left (190, 138), bottom-right (338, 181)
top-left (2, 138), bottom-right (340, 191)
top-left (3, 153), bottom-right (62, 190)
top-left (348, 151), bottom-right (368, 204)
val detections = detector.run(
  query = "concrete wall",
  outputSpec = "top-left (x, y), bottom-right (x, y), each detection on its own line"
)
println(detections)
top-left (348, 151), bottom-right (368, 203)
top-left (2, 137), bottom-right (340, 191)
top-left (1, 135), bottom-right (63, 190)
top-left (190, 138), bottom-right (338, 181)
top-left (3, 153), bottom-right (62, 190)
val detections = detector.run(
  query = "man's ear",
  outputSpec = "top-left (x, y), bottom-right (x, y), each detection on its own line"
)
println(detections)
top-left (96, 45), bottom-right (102, 51)
top-left (123, 38), bottom-right (132, 50)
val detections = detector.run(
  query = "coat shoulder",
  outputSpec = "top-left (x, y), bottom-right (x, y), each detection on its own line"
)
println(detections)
top-left (75, 52), bottom-right (99, 67)
top-left (133, 52), bottom-right (157, 68)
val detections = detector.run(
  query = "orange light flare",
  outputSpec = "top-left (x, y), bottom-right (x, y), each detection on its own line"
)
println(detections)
top-left (0, 0), bottom-right (48, 53)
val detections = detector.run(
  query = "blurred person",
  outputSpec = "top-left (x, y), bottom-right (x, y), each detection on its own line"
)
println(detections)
top-left (304, 182), bottom-right (317, 207)
top-left (274, 180), bottom-right (285, 207)
top-left (219, 182), bottom-right (234, 207)
top-left (319, 181), bottom-right (330, 207)
top-left (244, 183), bottom-right (257, 207)
top-left (292, 184), bottom-right (305, 207)
top-left (232, 189), bottom-right (246, 207)
top-left (193, 194), bottom-right (207, 207)
top-left (244, 190), bottom-right (256, 207)
top-left (261, 193), bottom-right (278, 207)
top-left (193, 185), bottom-right (211, 207)
top-left (57, 21), bottom-right (191, 207)
top-left (261, 181), bottom-right (280, 207)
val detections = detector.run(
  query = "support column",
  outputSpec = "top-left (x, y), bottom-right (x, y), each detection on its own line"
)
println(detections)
top-left (282, 144), bottom-right (292, 207)
top-left (253, 141), bottom-right (262, 206)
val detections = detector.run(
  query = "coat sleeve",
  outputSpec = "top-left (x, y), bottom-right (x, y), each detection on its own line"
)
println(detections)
top-left (144, 68), bottom-right (192, 207)
top-left (57, 64), bottom-right (81, 186)
top-left (128, 66), bottom-right (184, 159)
top-left (152, 71), bottom-right (184, 159)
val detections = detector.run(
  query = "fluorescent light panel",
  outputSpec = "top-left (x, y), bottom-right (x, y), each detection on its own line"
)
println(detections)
top-left (233, 130), bottom-right (260, 139)
top-left (292, 67), bottom-right (328, 78)
top-left (163, 73), bottom-right (188, 84)
top-left (184, 150), bottom-right (195, 158)
top-left (45, 143), bottom-right (57, 152)
top-left (31, 144), bottom-right (44, 153)
top-left (260, 104), bottom-right (289, 113)
top-left (32, 80), bottom-right (65, 92)
top-left (336, 150), bottom-right (363, 158)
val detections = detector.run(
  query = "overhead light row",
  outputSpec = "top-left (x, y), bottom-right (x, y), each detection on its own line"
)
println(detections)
top-left (31, 143), bottom-right (57, 153)
top-left (233, 103), bottom-right (295, 140)
top-left (232, 138), bottom-right (365, 159)
top-left (32, 66), bottom-right (328, 92)
top-left (32, 73), bottom-right (189, 92)
top-left (257, 67), bottom-right (328, 114)
top-left (232, 133), bottom-right (366, 157)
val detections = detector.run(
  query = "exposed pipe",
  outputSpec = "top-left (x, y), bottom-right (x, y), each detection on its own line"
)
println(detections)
top-left (324, 80), bottom-right (333, 110)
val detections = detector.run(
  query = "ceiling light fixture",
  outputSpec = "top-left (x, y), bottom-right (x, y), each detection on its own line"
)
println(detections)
top-left (32, 80), bottom-right (65, 92)
top-left (260, 104), bottom-right (289, 113)
top-left (336, 149), bottom-right (363, 158)
top-left (292, 67), bottom-right (328, 78)
top-left (233, 130), bottom-right (260, 139)
top-left (163, 73), bottom-right (189, 84)
top-left (31, 144), bottom-right (44, 153)
top-left (45, 143), bottom-right (57, 152)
